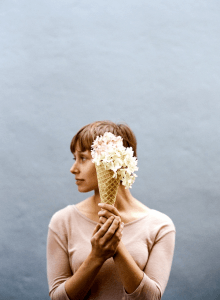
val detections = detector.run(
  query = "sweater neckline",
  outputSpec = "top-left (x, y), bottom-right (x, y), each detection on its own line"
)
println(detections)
top-left (72, 205), bottom-right (150, 227)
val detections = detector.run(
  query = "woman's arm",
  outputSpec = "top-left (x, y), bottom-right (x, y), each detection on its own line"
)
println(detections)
top-left (47, 216), bottom-right (123, 300)
top-left (98, 203), bottom-right (175, 299)
top-left (64, 251), bottom-right (104, 300)
top-left (113, 232), bottom-right (175, 299)
top-left (113, 241), bottom-right (144, 293)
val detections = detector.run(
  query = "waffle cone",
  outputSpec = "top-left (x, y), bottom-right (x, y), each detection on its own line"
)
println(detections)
top-left (95, 164), bottom-right (120, 205)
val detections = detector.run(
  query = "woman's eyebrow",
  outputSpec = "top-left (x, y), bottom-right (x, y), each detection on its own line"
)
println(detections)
top-left (74, 150), bottom-right (87, 155)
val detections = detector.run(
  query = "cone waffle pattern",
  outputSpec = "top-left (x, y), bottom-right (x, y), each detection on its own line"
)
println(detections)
top-left (95, 164), bottom-right (120, 205)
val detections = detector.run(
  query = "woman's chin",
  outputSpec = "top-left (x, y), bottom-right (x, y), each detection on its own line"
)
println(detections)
top-left (77, 187), bottom-right (87, 193)
top-left (77, 186), bottom-right (93, 193)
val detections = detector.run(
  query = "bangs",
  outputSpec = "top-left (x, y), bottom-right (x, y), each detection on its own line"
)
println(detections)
top-left (70, 121), bottom-right (137, 157)
top-left (70, 126), bottom-right (94, 154)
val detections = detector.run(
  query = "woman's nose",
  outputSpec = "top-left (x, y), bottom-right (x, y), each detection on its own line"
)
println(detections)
top-left (70, 162), bottom-right (79, 174)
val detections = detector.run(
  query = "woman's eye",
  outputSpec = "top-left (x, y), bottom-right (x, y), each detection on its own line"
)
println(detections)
top-left (81, 156), bottom-right (86, 161)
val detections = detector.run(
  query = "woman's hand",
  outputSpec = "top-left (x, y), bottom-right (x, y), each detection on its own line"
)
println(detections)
top-left (90, 216), bottom-right (124, 264)
top-left (98, 203), bottom-right (122, 225)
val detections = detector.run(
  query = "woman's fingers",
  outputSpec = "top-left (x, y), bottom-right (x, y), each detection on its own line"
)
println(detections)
top-left (95, 216), bottom-right (115, 239)
top-left (92, 223), bottom-right (102, 236)
top-left (115, 221), bottom-right (124, 239)
top-left (98, 209), bottom-right (115, 220)
top-left (98, 217), bottom-right (124, 242)
top-left (99, 216), bottom-right (107, 224)
top-left (91, 217), bottom-right (124, 261)
top-left (95, 216), bottom-right (121, 239)
top-left (98, 203), bottom-right (121, 217)
top-left (98, 208), bottom-right (121, 223)
top-left (101, 217), bottom-right (121, 242)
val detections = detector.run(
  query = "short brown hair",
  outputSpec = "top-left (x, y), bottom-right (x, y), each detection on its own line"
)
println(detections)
top-left (70, 120), bottom-right (137, 157)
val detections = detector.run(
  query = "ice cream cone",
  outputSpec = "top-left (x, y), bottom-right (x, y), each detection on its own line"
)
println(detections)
top-left (95, 163), bottom-right (120, 205)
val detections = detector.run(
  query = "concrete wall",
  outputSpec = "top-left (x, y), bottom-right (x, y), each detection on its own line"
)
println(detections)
top-left (1, 1), bottom-right (220, 299)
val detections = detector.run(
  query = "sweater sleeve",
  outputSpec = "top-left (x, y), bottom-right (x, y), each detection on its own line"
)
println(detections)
top-left (47, 227), bottom-right (72, 300)
top-left (123, 229), bottom-right (176, 300)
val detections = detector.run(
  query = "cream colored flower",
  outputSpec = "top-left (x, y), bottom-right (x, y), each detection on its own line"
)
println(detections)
top-left (91, 132), bottom-right (138, 189)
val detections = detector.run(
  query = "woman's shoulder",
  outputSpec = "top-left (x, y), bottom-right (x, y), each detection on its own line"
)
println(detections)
top-left (149, 208), bottom-right (174, 223)
top-left (49, 205), bottom-right (74, 233)
top-left (50, 205), bottom-right (73, 221)
top-left (148, 209), bottom-right (176, 235)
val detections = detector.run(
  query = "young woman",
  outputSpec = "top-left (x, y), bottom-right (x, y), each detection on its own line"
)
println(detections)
top-left (47, 120), bottom-right (175, 300)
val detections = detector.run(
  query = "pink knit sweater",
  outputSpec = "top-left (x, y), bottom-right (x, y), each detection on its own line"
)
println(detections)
top-left (47, 205), bottom-right (175, 300)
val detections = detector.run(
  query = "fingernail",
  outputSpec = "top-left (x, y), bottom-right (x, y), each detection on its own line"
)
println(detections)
top-left (98, 203), bottom-right (104, 207)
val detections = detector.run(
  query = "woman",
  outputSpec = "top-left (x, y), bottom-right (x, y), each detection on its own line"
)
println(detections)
top-left (47, 120), bottom-right (175, 300)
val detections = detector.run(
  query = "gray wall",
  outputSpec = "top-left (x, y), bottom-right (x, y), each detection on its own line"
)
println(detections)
top-left (1, 1), bottom-right (220, 299)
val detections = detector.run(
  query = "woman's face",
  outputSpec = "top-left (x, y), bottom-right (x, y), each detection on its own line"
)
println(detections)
top-left (70, 144), bottom-right (99, 193)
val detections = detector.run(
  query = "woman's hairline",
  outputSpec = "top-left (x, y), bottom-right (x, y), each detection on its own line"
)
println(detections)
top-left (70, 121), bottom-right (137, 157)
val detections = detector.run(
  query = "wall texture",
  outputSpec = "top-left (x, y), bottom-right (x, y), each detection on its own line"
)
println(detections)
top-left (1, 1), bottom-right (220, 299)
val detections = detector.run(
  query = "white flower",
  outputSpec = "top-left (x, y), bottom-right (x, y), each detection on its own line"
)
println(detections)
top-left (91, 132), bottom-right (138, 189)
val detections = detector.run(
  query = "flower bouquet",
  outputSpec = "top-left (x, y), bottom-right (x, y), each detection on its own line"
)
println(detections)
top-left (91, 132), bottom-right (138, 205)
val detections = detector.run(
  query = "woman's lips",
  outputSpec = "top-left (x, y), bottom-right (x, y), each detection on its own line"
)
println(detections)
top-left (75, 179), bottom-right (84, 184)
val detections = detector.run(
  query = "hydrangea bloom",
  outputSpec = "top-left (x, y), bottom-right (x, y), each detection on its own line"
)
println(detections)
top-left (91, 132), bottom-right (138, 189)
